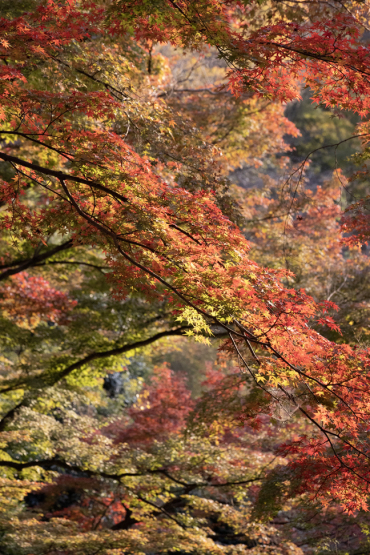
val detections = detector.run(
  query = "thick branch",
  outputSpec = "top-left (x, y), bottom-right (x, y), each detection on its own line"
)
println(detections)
top-left (0, 152), bottom-right (128, 203)
top-left (0, 401), bottom-right (25, 432)
top-left (0, 240), bottom-right (73, 281)
top-left (0, 458), bottom-right (261, 490)
top-left (0, 458), bottom-right (140, 480)
top-left (111, 507), bottom-right (138, 530)
top-left (54, 326), bottom-right (190, 382)
top-left (0, 327), bottom-right (190, 395)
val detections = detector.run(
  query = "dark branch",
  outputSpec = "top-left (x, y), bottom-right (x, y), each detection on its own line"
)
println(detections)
top-left (111, 507), bottom-right (138, 530)
top-left (0, 401), bottom-right (25, 432)
top-left (54, 326), bottom-right (190, 382)
top-left (0, 152), bottom-right (128, 203)
top-left (0, 458), bottom-right (261, 490)
top-left (0, 240), bottom-right (73, 281)
top-left (0, 327), bottom-right (190, 395)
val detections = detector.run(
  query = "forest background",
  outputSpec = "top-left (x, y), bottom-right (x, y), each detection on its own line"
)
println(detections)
top-left (2, 0), bottom-right (370, 553)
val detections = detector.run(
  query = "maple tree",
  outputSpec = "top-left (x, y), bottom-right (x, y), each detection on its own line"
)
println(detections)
top-left (2, 0), bottom-right (370, 552)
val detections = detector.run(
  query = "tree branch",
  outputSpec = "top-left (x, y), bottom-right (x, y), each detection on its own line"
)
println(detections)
top-left (0, 458), bottom-right (261, 490)
top-left (54, 326), bottom-right (190, 382)
top-left (0, 240), bottom-right (73, 281)
top-left (0, 327), bottom-right (190, 395)
top-left (0, 152), bottom-right (128, 204)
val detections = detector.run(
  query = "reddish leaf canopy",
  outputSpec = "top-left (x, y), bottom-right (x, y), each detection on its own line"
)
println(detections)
top-left (1, 0), bottom-right (370, 511)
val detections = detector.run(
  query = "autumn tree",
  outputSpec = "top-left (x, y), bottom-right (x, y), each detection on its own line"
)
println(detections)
top-left (2, 0), bottom-right (370, 553)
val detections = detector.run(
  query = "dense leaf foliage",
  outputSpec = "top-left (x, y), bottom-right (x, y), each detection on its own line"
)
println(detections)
top-left (2, 0), bottom-right (370, 553)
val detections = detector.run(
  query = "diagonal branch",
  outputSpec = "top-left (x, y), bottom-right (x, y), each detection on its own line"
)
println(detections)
top-left (0, 152), bottom-right (128, 204)
top-left (54, 326), bottom-right (190, 382)
top-left (0, 327), bottom-right (190, 395)
top-left (0, 240), bottom-right (73, 281)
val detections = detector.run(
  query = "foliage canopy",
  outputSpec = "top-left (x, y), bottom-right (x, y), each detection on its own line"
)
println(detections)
top-left (2, 0), bottom-right (370, 553)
